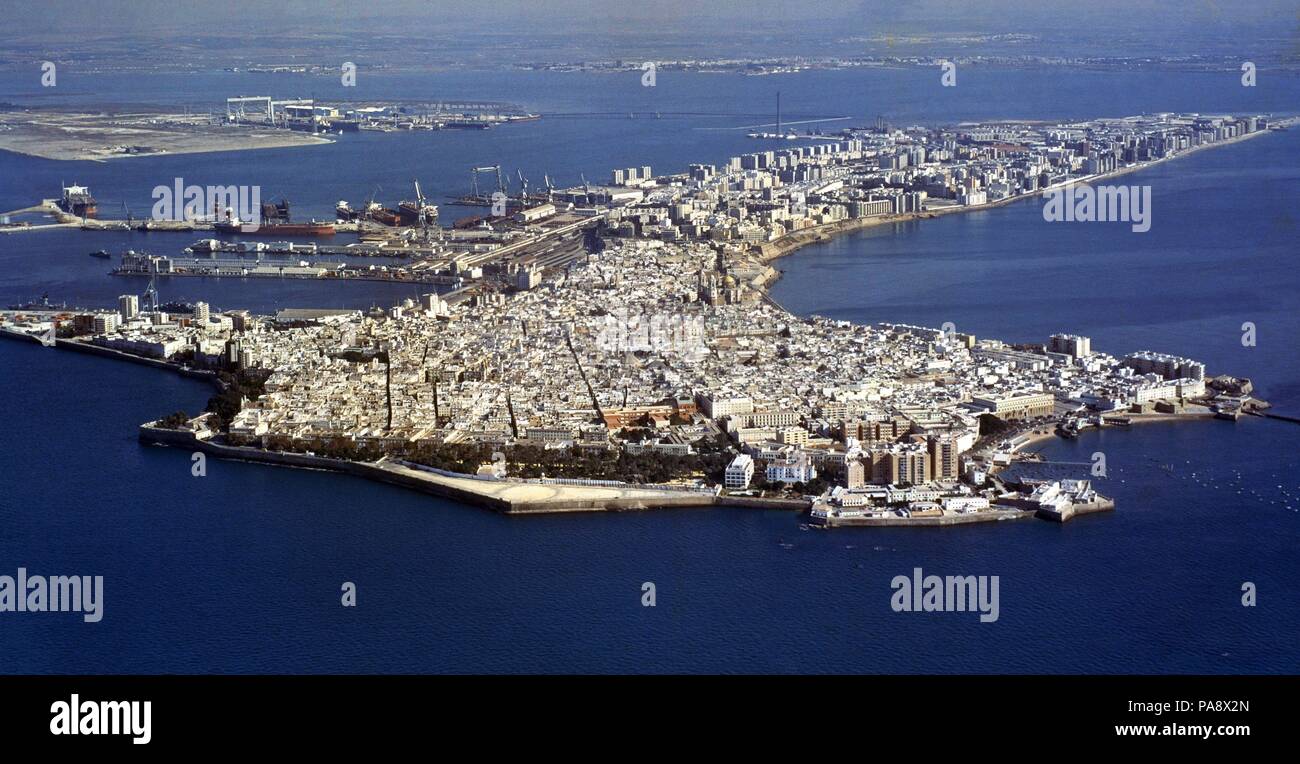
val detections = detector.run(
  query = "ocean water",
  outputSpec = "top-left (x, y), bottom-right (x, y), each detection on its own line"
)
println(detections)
top-left (3, 66), bottom-right (1298, 222)
top-left (0, 67), bottom-right (1297, 673)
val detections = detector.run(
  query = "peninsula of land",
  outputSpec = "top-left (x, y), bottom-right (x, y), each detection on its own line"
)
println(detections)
top-left (1, 110), bottom-right (1283, 525)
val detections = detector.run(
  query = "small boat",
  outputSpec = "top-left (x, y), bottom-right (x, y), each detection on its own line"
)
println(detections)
top-left (88, 250), bottom-right (110, 259)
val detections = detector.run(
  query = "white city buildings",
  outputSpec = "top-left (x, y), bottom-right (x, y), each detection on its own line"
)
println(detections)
top-left (725, 454), bottom-right (754, 489)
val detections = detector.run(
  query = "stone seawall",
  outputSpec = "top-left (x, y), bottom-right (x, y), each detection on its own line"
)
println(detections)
top-left (506, 494), bottom-right (717, 514)
top-left (1036, 498), bottom-right (1116, 523)
top-left (817, 509), bottom-right (1035, 527)
top-left (58, 339), bottom-right (219, 382)
top-left (143, 425), bottom-right (509, 512)
top-left (139, 425), bottom-right (720, 515)
top-left (716, 496), bottom-right (811, 511)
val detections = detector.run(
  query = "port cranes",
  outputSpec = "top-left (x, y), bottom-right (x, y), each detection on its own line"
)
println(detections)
top-left (470, 165), bottom-right (506, 200)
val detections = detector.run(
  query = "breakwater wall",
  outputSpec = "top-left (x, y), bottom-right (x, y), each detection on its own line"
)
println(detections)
top-left (815, 508), bottom-right (1035, 527)
top-left (139, 425), bottom-right (726, 515)
top-left (1036, 498), bottom-right (1116, 523)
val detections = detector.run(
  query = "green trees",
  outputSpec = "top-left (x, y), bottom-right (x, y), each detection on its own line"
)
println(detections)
top-left (196, 418), bottom-right (728, 485)
top-left (204, 368), bottom-right (271, 432)
top-left (158, 411), bottom-right (190, 428)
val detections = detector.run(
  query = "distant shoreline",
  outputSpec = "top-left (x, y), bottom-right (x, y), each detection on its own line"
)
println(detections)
top-left (0, 109), bottom-right (334, 162)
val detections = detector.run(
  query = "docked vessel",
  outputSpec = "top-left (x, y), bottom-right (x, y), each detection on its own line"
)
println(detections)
top-left (363, 202), bottom-right (401, 226)
top-left (453, 215), bottom-right (487, 230)
top-left (397, 200), bottom-right (438, 225)
top-left (335, 200), bottom-right (361, 221)
top-left (260, 198), bottom-right (292, 224)
top-left (214, 218), bottom-right (337, 237)
top-left (214, 198), bottom-right (336, 237)
top-left (398, 181), bottom-right (438, 225)
top-left (58, 184), bottom-right (98, 218)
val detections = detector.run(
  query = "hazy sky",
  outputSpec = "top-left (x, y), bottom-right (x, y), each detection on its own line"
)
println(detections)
top-left (8, 0), bottom-right (1298, 37)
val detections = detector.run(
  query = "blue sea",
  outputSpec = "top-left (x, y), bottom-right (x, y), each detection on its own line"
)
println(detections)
top-left (0, 67), bottom-right (1297, 673)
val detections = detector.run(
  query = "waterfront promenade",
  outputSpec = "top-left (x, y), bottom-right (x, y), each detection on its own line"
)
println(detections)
top-left (137, 421), bottom-right (812, 514)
